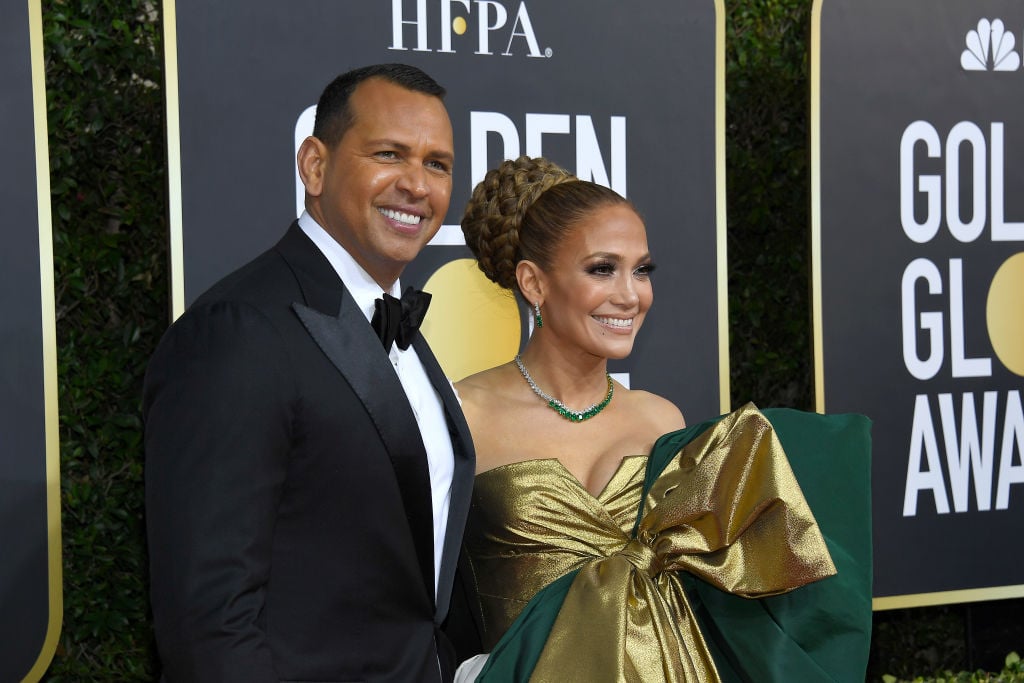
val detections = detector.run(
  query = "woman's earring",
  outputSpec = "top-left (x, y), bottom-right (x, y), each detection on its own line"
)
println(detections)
top-left (533, 302), bottom-right (544, 328)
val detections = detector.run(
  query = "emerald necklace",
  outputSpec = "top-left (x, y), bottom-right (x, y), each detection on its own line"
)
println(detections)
top-left (514, 354), bottom-right (613, 423)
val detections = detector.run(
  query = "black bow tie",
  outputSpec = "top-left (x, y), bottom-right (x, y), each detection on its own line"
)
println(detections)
top-left (371, 286), bottom-right (432, 352)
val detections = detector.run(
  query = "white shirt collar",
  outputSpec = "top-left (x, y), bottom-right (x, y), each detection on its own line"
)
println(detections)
top-left (297, 210), bottom-right (401, 322)
top-left (298, 214), bottom-right (454, 594)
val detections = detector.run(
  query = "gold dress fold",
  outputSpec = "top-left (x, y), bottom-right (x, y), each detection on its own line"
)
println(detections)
top-left (464, 405), bottom-right (836, 682)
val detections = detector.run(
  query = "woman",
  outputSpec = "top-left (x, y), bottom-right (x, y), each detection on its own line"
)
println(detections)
top-left (454, 157), bottom-right (872, 682)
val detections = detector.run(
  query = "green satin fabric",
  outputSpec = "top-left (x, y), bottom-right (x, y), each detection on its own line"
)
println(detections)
top-left (466, 405), bottom-right (873, 682)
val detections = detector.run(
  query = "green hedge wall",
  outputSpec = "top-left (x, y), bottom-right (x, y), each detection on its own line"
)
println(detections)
top-left (726, 0), bottom-right (814, 409)
top-left (44, 0), bottom-right (164, 679)
top-left (37, 0), bottom-right (1019, 680)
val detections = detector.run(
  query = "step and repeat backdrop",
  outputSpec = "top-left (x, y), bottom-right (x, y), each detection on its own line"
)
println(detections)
top-left (163, 0), bottom-right (729, 418)
top-left (814, 0), bottom-right (1024, 608)
top-left (13, 5), bottom-right (1024, 671)
top-left (0, 0), bottom-right (61, 680)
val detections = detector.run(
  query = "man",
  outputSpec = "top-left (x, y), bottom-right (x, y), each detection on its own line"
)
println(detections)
top-left (144, 63), bottom-right (476, 682)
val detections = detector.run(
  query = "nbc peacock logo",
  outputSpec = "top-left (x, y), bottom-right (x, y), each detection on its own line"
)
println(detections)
top-left (961, 19), bottom-right (1021, 71)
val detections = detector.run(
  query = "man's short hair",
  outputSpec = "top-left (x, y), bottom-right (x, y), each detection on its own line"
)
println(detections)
top-left (312, 63), bottom-right (447, 147)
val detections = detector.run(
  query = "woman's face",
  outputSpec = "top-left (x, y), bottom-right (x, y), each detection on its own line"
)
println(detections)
top-left (538, 203), bottom-right (654, 360)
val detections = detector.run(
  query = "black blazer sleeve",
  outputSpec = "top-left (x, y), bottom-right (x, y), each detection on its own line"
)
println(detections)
top-left (144, 301), bottom-right (293, 683)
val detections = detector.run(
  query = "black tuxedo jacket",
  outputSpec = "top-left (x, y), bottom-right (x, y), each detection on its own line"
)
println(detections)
top-left (144, 223), bottom-right (477, 682)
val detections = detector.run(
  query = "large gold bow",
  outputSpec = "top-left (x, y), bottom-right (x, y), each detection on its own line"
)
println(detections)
top-left (530, 405), bottom-right (837, 682)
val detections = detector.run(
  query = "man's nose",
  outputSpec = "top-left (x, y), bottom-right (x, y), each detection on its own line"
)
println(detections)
top-left (397, 163), bottom-right (429, 198)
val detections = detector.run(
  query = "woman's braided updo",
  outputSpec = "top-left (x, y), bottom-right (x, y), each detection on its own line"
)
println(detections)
top-left (461, 156), bottom-right (573, 290)
top-left (461, 156), bottom-right (631, 293)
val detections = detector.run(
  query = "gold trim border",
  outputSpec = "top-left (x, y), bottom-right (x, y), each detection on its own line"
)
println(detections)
top-left (163, 0), bottom-right (185, 320)
top-left (875, 584), bottom-right (1024, 611)
top-left (714, 0), bottom-right (730, 414)
top-left (22, 0), bottom-right (63, 680)
top-left (811, 0), bottom-right (1024, 610)
top-left (811, 0), bottom-right (825, 415)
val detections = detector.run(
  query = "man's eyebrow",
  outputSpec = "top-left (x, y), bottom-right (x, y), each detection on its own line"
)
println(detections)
top-left (366, 138), bottom-right (453, 162)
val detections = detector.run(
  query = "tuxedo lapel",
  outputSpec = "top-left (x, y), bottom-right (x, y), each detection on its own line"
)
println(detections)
top-left (283, 227), bottom-right (436, 604)
top-left (412, 335), bottom-right (476, 623)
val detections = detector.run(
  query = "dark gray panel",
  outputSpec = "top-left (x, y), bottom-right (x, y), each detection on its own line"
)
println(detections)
top-left (172, 0), bottom-right (723, 418)
top-left (819, 0), bottom-right (1024, 600)
top-left (0, 0), bottom-right (53, 677)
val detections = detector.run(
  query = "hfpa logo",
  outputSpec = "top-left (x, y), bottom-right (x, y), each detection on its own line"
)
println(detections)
top-left (389, 0), bottom-right (551, 58)
top-left (961, 18), bottom-right (1021, 71)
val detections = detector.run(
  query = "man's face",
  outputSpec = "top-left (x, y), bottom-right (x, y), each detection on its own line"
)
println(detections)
top-left (308, 78), bottom-right (454, 288)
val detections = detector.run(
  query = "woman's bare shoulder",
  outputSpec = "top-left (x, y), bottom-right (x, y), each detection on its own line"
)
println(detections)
top-left (456, 365), bottom-right (506, 390)
top-left (454, 364), bottom-right (518, 408)
top-left (621, 387), bottom-right (687, 431)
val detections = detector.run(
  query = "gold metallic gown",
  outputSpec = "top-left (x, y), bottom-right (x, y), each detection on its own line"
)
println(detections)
top-left (467, 456), bottom-right (650, 652)
top-left (462, 406), bottom-right (838, 682)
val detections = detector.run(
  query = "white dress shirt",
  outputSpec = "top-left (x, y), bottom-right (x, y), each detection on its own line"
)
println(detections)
top-left (299, 211), bottom-right (455, 595)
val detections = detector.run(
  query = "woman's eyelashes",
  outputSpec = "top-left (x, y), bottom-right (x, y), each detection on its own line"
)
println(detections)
top-left (584, 260), bottom-right (656, 278)
top-left (634, 262), bottom-right (656, 278)
top-left (586, 261), bottom-right (617, 277)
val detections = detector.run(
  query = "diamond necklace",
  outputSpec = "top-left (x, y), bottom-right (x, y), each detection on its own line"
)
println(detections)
top-left (514, 354), bottom-right (613, 423)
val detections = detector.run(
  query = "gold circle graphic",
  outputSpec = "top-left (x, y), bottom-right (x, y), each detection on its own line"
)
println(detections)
top-left (452, 17), bottom-right (467, 35)
top-left (421, 258), bottom-right (521, 381)
top-left (986, 251), bottom-right (1024, 377)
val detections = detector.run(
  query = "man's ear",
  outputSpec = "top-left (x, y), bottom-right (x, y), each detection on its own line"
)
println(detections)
top-left (516, 260), bottom-right (546, 307)
top-left (297, 136), bottom-right (328, 198)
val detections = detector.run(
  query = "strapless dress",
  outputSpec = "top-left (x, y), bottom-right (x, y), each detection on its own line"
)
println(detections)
top-left (467, 456), bottom-right (649, 650)
top-left (460, 405), bottom-right (874, 683)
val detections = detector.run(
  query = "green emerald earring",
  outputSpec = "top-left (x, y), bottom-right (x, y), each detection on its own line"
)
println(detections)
top-left (533, 302), bottom-right (543, 328)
